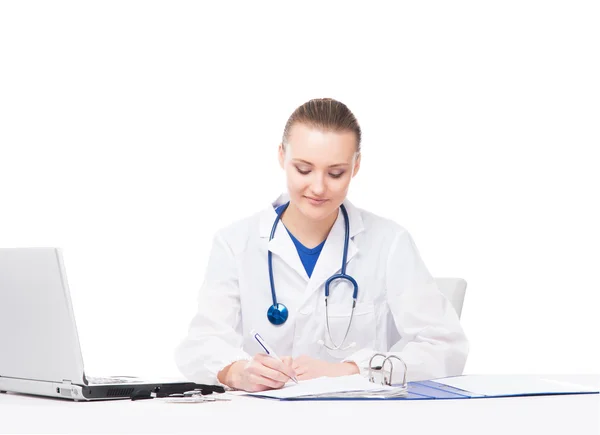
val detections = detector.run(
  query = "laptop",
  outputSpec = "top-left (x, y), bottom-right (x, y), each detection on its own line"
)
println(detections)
top-left (0, 247), bottom-right (223, 401)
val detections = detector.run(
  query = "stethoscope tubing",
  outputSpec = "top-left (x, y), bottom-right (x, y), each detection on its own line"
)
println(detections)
top-left (267, 201), bottom-right (358, 350)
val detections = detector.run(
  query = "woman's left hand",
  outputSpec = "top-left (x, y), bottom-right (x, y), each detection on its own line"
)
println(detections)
top-left (292, 355), bottom-right (359, 380)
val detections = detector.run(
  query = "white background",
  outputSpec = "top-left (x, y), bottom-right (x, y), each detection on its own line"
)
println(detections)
top-left (0, 1), bottom-right (598, 379)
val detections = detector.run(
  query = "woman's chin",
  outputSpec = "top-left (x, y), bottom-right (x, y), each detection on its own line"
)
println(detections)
top-left (298, 201), bottom-right (337, 221)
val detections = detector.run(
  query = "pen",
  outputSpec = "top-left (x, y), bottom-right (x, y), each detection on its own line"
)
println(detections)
top-left (250, 329), bottom-right (298, 384)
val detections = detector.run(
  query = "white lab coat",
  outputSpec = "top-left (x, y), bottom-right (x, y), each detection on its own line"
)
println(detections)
top-left (175, 193), bottom-right (469, 386)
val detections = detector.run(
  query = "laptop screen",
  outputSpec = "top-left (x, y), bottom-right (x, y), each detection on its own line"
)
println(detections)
top-left (0, 248), bottom-right (86, 385)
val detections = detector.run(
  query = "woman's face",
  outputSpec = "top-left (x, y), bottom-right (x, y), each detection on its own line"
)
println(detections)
top-left (278, 122), bottom-right (360, 222)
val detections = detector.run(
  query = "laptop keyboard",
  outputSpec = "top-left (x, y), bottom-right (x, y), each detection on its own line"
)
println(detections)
top-left (87, 376), bottom-right (144, 385)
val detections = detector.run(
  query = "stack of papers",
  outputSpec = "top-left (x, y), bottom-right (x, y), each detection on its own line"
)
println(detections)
top-left (246, 374), bottom-right (408, 400)
top-left (242, 374), bottom-right (598, 401)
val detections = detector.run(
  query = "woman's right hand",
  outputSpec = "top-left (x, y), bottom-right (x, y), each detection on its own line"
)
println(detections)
top-left (220, 354), bottom-right (296, 392)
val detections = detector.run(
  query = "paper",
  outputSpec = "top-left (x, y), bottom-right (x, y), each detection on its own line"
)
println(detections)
top-left (435, 375), bottom-right (599, 397)
top-left (245, 374), bottom-right (407, 399)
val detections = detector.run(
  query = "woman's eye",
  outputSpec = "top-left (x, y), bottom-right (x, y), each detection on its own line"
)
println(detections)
top-left (294, 166), bottom-right (344, 178)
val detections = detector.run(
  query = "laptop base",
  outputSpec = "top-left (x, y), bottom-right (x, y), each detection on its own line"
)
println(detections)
top-left (0, 376), bottom-right (224, 401)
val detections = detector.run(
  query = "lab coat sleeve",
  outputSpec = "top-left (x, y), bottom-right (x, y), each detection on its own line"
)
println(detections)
top-left (174, 231), bottom-right (251, 386)
top-left (343, 229), bottom-right (469, 381)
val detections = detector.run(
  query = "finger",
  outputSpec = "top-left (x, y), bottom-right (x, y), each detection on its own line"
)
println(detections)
top-left (295, 355), bottom-right (310, 364)
top-left (283, 357), bottom-right (297, 378)
top-left (298, 371), bottom-right (319, 381)
top-left (292, 357), bottom-right (309, 372)
top-left (250, 373), bottom-right (285, 390)
top-left (260, 356), bottom-right (297, 380)
top-left (295, 370), bottom-right (306, 378)
top-left (252, 361), bottom-right (293, 383)
top-left (292, 363), bottom-right (306, 375)
top-left (245, 382), bottom-right (269, 393)
top-left (297, 372), bottom-right (310, 381)
top-left (250, 357), bottom-right (289, 383)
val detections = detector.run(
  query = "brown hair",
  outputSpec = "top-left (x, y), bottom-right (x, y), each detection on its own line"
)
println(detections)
top-left (281, 98), bottom-right (362, 152)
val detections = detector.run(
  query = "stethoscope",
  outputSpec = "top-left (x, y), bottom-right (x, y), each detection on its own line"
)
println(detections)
top-left (267, 201), bottom-right (358, 350)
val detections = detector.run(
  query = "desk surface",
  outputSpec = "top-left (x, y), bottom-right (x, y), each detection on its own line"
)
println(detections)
top-left (1, 375), bottom-right (599, 435)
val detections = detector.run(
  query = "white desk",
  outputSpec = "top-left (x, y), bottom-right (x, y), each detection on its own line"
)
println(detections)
top-left (1, 375), bottom-right (598, 435)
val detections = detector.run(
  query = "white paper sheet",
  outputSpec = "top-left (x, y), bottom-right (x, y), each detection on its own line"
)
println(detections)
top-left (434, 375), bottom-right (599, 397)
top-left (245, 374), bottom-right (406, 399)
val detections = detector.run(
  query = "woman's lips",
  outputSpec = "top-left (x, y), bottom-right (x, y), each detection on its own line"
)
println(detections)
top-left (305, 196), bottom-right (328, 205)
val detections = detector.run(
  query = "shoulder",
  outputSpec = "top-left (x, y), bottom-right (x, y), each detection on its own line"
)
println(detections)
top-left (348, 201), bottom-right (422, 258)
top-left (210, 208), bottom-right (265, 255)
top-left (351, 205), bottom-right (424, 267)
top-left (351, 202), bottom-right (410, 240)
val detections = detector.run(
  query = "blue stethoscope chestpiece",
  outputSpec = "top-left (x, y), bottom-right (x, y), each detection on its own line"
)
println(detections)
top-left (267, 303), bottom-right (288, 325)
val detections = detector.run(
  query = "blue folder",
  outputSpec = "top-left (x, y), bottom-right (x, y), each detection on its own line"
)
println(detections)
top-left (279, 378), bottom-right (599, 401)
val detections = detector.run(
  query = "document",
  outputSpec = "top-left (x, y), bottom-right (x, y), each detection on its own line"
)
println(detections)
top-left (434, 374), bottom-right (599, 397)
top-left (241, 374), bottom-right (599, 401)
top-left (245, 374), bottom-right (408, 399)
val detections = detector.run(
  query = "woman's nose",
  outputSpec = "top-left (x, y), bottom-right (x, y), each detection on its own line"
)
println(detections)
top-left (310, 174), bottom-right (326, 195)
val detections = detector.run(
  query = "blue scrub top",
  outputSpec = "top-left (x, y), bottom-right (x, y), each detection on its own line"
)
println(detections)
top-left (275, 204), bottom-right (325, 278)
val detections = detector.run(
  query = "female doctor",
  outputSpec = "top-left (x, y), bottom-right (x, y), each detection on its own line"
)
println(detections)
top-left (175, 98), bottom-right (468, 392)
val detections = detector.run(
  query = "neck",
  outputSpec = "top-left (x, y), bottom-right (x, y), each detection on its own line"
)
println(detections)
top-left (281, 202), bottom-right (339, 248)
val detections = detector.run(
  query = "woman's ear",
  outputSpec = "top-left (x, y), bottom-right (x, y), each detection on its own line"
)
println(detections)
top-left (278, 143), bottom-right (285, 169)
top-left (352, 152), bottom-right (361, 177)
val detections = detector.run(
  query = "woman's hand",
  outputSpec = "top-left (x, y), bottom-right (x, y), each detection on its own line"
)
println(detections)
top-left (292, 355), bottom-right (359, 380)
top-left (218, 354), bottom-right (296, 392)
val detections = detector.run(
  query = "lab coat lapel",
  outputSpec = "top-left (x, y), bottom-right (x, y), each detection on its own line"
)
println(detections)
top-left (259, 194), bottom-right (309, 283)
top-left (267, 226), bottom-right (309, 282)
top-left (302, 199), bottom-right (362, 303)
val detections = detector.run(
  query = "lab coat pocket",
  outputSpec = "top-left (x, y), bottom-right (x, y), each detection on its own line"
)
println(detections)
top-left (321, 301), bottom-right (376, 361)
